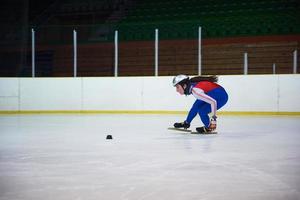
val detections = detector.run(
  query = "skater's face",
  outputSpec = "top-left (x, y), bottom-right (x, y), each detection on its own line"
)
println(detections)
top-left (175, 84), bottom-right (185, 95)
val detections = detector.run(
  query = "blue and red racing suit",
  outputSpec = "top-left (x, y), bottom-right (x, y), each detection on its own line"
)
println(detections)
top-left (186, 81), bottom-right (228, 128)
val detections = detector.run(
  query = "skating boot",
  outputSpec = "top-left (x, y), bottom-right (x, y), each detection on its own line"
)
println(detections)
top-left (195, 126), bottom-right (217, 134)
top-left (174, 121), bottom-right (190, 129)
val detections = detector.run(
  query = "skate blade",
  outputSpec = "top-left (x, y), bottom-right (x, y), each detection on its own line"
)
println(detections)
top-left (191, 131), bottom-right (217, 134)
top-left (168, 127), bottom-right (217, 134)
top-left (167, 127), bottom-right (192, 133)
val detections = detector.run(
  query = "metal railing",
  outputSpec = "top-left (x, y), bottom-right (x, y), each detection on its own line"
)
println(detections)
top-left (0, 23), bottom-right (298, 77)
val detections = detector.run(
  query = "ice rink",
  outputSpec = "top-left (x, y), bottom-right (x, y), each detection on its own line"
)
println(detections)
top-left (0, 114), bottom-right (300, 200)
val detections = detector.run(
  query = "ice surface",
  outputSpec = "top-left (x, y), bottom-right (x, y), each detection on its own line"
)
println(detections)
top-left (0, 114), bottom-right (300, 200)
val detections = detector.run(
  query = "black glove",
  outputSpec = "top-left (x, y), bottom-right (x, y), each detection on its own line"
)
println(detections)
top-left (174, 121), bottom-right (190, 129)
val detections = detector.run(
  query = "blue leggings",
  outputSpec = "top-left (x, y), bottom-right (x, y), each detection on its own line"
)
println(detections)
top-left (186, 87), bottom-right (228, 128)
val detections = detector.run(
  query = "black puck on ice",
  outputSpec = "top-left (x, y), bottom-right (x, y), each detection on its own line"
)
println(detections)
top-left (106, 135), bottom-right (113, 140)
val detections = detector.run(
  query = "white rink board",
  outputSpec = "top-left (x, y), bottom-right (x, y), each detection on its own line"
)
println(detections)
top-left (0, 78), bottom-right (19, 111)
top-left (219, 75), bottom-right (278, 112)
top-left (0, 75), bottom-right (299, 112)
top-left (19, 78), bottom-right (82, 111)
top-left (278, 75), bottom-right (300, 111)
top-left (82, 77), bottom-right (144, 110)
top-left (142, 76), bottom-right (195, 111)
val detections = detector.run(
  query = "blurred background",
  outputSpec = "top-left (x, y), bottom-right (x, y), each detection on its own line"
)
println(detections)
top-left (0, 0), bottom-right (299, 77)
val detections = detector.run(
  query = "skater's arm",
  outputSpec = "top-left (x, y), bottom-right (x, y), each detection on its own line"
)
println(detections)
top-left (191, 88), bottom-right (217, 117)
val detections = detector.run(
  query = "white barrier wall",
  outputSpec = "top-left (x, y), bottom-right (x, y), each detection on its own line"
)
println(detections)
top-left (0, 78), bottom-right (19, 111)
top-left (0, 75), bottom-right (299, 113)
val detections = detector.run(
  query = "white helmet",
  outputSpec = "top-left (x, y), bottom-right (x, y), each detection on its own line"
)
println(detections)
top-left (172, 74), bottom-right (189, 87)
